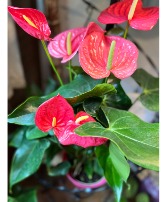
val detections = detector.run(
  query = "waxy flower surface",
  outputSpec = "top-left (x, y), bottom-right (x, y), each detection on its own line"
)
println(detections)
top-left (48, 27), bottom-right (86, 63)
top-left (35, 96), bottom-right (107, 148)
top-left (79, 22), bottom-right (138, 79)
top-left (35, 95), bottom-right (74, 135)
top-left (97, 0), bottom-right (159, 31)
top-left (57, 111), bottom-right (107, 148)
top-left (8, 6), bottom-right (51, 40)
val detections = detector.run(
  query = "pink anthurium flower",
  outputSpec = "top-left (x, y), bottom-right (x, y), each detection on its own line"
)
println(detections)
top-left (57, 111), bottom-right (107, 148)
top-left (48, 27), bottom-right (86, 63)
top-left (97, 0), bottom-right (159, 31)
top-left (35, 95), bottom-right (107, 148)
top-left (8, 6), bottom-right (51, 40)
top-left (35, 95), bottom-right (75, 135)
top-left (79, 22), bottom-right (138, 79)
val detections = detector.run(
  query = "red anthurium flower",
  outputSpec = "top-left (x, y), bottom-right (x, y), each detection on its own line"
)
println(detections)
top-left (35, 95), bottom-right (75, 136)
top-left (48, 27), bottom-right (86, 63)
top-left (97, 0), bottom-right (159, 31)
top-left (57, 111), bottom-right (107, 148)
top-left (79, 22), bottom-right (138, 79)
top-left (8, 6), bottom-right (51, 40)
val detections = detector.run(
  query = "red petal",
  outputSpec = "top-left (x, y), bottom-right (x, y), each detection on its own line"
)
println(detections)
top-left (35, 95), bottom-right (74, 133)
top-left (57, 111), bottom-right (107, 148)
top-left (106, 36), bottom-right (138, 79)
top-left (79, 31), bottom-right (110, 79)
top-left (8, 6), bottom-right (51, 40)
top-left (48, 27), bottom-right (86, 63)
top-left (97, 0), bottom-right (142, 25)
top-left (79, 22), bottom-right (138, 79)
top-left (130, 7), bottom-right (159, 30)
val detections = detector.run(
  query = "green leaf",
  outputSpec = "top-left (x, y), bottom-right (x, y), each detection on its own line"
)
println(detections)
top-left (107, 27), bottom-right (125, 37)
top-left (75, 106), bottom-right (159, 171)
top-left (103, 79), bottom-right (132, 110)
top-left (95, 145), bottom-right (123, 202)
top-left (8, 96), bottom-right (45, 125)
top-left (9, 127), bottom-right (27, 148)
top-left (8, 74), bottom-right (103, 126)
top-left (26, 126), bottom-right (48, 140)
top-left (132, 69), bottom-right (159, 111)
top-left (109, 143), bottom-right (130, 182)
top-left (10, 139), bottom-right (50, 188)
top-left (47, 161), bottom-right (71, 176)
top-left (46, 74), bottom-right (103, 99)
top-left (83, 97), bottom-right (102, 117)
top-left (15, 189), bottom-right (37, 202)
top-left (8, 196), bottom-right (17, 202)
top-left (105, 157), bottom-right (123, 202)
top-left (66, 83), bottom-right (116, 105)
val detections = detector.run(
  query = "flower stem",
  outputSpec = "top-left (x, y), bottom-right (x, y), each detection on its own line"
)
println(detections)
top-left (68, 60), bottom-right (72, 82)
top-left (123, 22), bottom-right (130, 39)
top-left (41, 40), bottom-right (63, 86)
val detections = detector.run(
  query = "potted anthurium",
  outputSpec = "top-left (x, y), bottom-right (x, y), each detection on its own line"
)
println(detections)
top-left (8, 0), bottom-right (159, 202)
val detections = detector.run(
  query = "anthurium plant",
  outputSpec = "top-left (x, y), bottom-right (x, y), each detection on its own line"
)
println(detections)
top-left (8, 1), bottom-right (159, 202)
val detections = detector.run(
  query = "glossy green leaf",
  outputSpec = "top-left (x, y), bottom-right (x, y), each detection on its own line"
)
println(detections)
top-left (96, 145), bottom-right (123, 202)
top-left (8, 74), bottom-right (103, 126)
top-left (75, 106), bottom-right (159, 171)
top-left (9, 127), bottom-right (27, 148)
top-left (47, 161), bottom-right (71, 176)
top-left (66, 83), bottom-right (116, 105)
top-left (103, 79), bottom-right (132, 110)
top-left (105, 157), bottom-right (123, 202)
top-left (10, 139), bottom-right (50, 188)
top-left (132, 69), bottom-right (159, 111)
top-left (109, 143), bottom-right (130, 182)
top-left (46, 74), bottom-right (103, 99)
top-left (8, 97), bottom-right (45, 125)
top-left (26, 126), bottom-right (48, 140)
top-left (83, 97), bottom-right (102, 117)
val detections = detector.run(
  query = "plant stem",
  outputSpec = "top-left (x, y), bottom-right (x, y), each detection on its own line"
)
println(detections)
top-left (41, 40), bottom-right (63, 86)
top-left (123, 22), bottom-right (130, 39)
top-left (68, 60), bottom-right (72, 82)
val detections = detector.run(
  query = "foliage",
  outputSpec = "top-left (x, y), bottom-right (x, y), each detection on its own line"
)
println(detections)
top-left (8, 1), bottom-right (159, 202)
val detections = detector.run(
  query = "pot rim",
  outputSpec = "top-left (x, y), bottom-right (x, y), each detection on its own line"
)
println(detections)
top-left (67, 173), bottom-right (107, 189)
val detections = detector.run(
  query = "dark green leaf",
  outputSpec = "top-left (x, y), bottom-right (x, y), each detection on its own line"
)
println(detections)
top-left (9, 127), bottom-right (27, 148)
top-left (103, 79), bottom-right (132, 110)
top-left (75, 106), bottom-right (159, 171)
top-left (26, 126), bottom-right (48, 140)
top-left (10, 139), bottom-right (50, 188)
top-left (44, 143), bottom-right (62, 166)
top-left (132, 69), bottom-right (159, 111)
top-left (83, 97), bottom-right (102, 116)
top-left (15, 189), bottom-right (37, 202)
top-left (66, 83), bottom-right (116, 105)
top-left (8, 74), bottom-right (103, 126)
top-left (47, 161), bottom-right (71, 176)
top-left (46, 74), bottom-right (103, 99)
top-left (106, 27), bottom-right (125, 37)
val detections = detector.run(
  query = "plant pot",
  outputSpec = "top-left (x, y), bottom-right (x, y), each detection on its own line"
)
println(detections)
top-left (66, 173), bottom-right (107, 189)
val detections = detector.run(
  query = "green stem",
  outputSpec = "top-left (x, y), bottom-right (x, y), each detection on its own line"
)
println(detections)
top-left (123, 22), bottom-right (130, 39)
top-left (68, 60), bottom-right (72, 82)
top-left (41, 40), bottom-right (63, 86)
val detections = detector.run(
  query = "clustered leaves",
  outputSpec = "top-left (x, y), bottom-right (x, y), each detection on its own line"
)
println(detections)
top-left (8, 1), bottom-right (159, 202)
